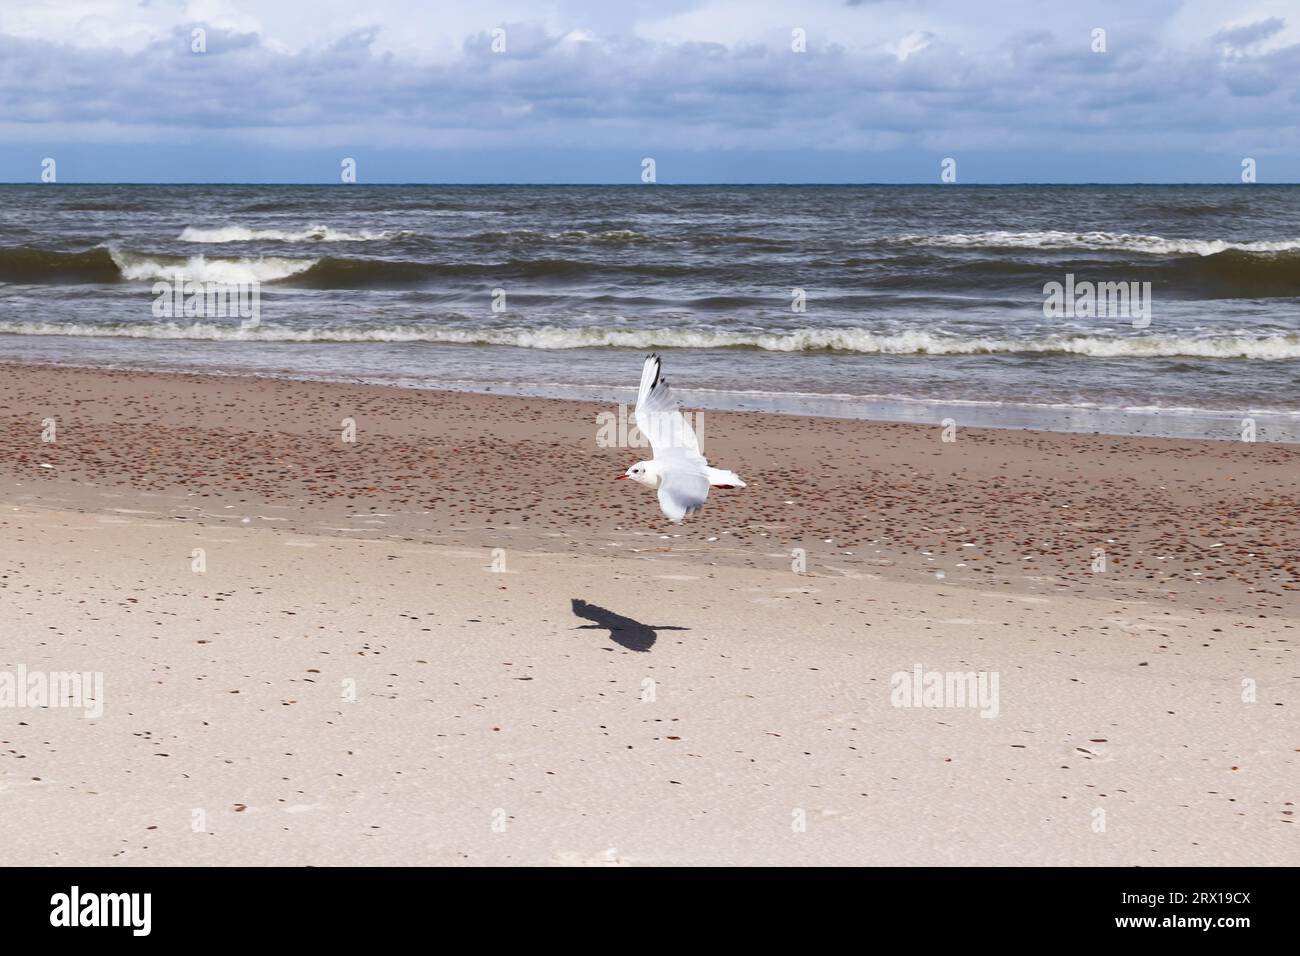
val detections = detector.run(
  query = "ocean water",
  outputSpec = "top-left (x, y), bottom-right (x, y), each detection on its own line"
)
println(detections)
top-left (1, 184), bottom-right (1298, 440)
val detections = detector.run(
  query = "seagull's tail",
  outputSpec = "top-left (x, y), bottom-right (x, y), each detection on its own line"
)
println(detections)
top-left (706, 467), bottom-right (746, 489)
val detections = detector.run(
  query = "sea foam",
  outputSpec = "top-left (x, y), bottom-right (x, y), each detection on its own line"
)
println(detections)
top-left (108, 249), bottom-right (317, 284)
top-left (892, 230), bottom-right (1300, 256)
top-left (178, 225), bottom-right (405, 243)
top-left (2, 321), bottom-right (1297, 359)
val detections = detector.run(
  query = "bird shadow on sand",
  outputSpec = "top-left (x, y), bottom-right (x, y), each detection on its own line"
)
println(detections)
top-left (571, 598), bottom-right (689, 653)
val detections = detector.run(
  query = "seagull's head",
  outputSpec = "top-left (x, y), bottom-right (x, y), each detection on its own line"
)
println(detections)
top-left (617, 461), bottom-right (659, 487)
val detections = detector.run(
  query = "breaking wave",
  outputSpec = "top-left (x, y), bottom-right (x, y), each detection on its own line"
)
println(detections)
top-left (109, 249), bottom-right (317, 284)
top-left (0, 246), bottom-right (318, 284)
top-left (1, 321), bottom-right (1296, 359)
top-left (891, 230), bottom-right (1300, 257)
top-left (7, 236), bottom-right (1300, 298)
top-left (0, 245), bottom-right (697, 287)
top-left (178, 224), bottom-right (409, 243)
top-left (0, 246), bottom-right (122, 284)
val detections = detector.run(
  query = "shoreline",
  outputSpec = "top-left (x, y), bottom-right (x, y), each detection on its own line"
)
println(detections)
top-left (2, 360), bottom-right (1297, 614)
top-left (3, 353), bottom-right (1299, 444)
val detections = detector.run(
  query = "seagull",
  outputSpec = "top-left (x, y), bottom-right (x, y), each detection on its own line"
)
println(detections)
top-left (616, 353), bottom-right (746, 522)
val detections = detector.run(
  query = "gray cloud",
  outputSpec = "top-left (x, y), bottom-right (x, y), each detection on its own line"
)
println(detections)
top-left (1213, 17), bottom-right (1286, 49)
top-left (2, 11), bottom-right (1298, 158)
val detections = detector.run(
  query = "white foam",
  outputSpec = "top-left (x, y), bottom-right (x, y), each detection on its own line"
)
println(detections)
top-left (178, 225), bottom-right (404, 243)
top-left (550, 229), bottom-right (648, 242)
top-left (2, 321), bottom-right (1298, 359)
top-left (108, 249), bottom-right (316, 284)
top-left (894, 230), bottom-right (1300, 256)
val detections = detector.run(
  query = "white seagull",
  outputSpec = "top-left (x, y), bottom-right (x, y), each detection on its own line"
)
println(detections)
top-left (616, 353), bottom-right (746, 522)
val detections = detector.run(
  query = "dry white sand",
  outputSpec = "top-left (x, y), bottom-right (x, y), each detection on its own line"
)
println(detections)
top-left (1, 501), bottom-right (1294, 866)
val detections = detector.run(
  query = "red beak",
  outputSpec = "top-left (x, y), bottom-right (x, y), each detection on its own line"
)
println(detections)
top-left (615, 473), bottom-right (628, 480)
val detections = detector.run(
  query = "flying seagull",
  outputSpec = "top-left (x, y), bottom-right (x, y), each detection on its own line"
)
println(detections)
top-left (616, 353), bottom-right (746, 522)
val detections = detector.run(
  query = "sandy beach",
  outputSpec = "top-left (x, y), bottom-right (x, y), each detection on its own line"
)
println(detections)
top-left (1, 363), bottom-right (1296, 865)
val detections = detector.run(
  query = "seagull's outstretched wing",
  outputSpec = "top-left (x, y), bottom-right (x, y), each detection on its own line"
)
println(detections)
top-left (634, 353), bottom-right (705, 463)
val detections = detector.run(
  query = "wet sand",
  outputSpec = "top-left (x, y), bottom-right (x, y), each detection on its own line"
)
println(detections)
top-left (0, 362), bottom-right (1296, 865)
top-left (3, 363), bottom-right (1298, 611)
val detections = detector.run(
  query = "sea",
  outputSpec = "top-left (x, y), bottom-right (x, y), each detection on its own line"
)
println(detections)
top-left (2, 183), bottom-right (1298, 441)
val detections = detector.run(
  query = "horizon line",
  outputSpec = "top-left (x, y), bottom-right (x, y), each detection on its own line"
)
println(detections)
top-left (0, 181), bottom-right (1290, 187)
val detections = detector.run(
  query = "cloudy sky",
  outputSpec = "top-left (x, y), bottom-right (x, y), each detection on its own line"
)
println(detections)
top-left (2, 0), bottom-right (1298, 182)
